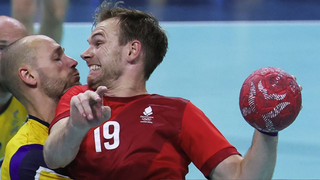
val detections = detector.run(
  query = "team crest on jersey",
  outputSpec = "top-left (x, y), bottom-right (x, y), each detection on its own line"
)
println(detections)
top-left (140, 106), bottom-right (154, 123)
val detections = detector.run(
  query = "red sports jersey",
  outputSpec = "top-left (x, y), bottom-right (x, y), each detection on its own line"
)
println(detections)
top-left (50, 85), bottom-right (240, 179)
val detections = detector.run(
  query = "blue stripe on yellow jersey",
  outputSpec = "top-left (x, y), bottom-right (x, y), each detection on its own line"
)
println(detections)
top-left (1, 115), bottom-right (72, 180)
top-left (0, 97), bottom-right (27, 168)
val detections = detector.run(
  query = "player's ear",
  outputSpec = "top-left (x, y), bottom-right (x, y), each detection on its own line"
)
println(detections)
top-left (19, 66), bottom-right (37, 86)
top-left (127, 40), bottom-right (141, 62)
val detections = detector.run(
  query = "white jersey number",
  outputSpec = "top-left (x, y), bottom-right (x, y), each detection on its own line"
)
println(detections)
top-left (94, 121), bottom-right (120, 152)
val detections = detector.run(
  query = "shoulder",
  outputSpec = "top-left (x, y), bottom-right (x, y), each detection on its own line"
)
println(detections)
top-left (7, 119), bottom-right (48, 148)
top-left (145, 94), bottom-right (191, 121)
top-left (4, 120), bottom-right (54, 178)
top-left (147, 94), bottom-right (191, 111)
top-left (65, 85), bottom-right (91, 96)
top-left (0, 97), bottom-right (27, 116)
top-left (9, 97), bottom-right (23, 108)
top-left (57, 84), bottom-right (91, 107)
top-left (60, 85), bottom-right (91, 102)
top-left (149, 94), bottom-right (190, 105)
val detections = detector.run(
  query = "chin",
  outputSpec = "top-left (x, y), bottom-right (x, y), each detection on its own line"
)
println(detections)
top-left (87, 80), bottom-right (98, 90)
top-left (75, 81), bottom-right (82, 85)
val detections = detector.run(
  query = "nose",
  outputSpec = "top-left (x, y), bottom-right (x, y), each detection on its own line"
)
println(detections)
top-left (67, 56), bottom-right (78, 68)
top-left (81, 46), bottom-right (93, 62)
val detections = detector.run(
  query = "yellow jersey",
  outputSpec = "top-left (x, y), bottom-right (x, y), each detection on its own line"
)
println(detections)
top-left (0, 97), bottom-right (27, 166)
top-left (1, 115), bottom-right (72, 180)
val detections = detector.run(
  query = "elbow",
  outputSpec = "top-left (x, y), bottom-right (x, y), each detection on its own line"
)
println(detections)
top-left (44, 150), bottom-right (69, 169)
top-left (43, 148), bottom-right (58, 169)
top-left (43, 142), bottom-right (66, 169)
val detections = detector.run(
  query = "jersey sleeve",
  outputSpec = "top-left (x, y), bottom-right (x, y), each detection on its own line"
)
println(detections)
top-left (49, 85), bottom-right (90, 132)
top-left (4, 144), bottom-right (72, 180)
top-left (179, 102), bottom-right (240, 177)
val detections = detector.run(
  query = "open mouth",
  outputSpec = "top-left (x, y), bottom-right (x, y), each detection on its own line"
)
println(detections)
top-left (89, 65), bottom-right (101, 71)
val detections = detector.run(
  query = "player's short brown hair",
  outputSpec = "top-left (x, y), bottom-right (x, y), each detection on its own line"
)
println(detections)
top-left (93, 0), bottom-right (168, 80)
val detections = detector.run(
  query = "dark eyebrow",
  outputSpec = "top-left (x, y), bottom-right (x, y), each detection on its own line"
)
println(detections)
top-left (0, 40), bottom-right (8, 44)
top-left (50, 46), bottom-right (64, 58)
top-left (88, 32), bottom-right (104, 42)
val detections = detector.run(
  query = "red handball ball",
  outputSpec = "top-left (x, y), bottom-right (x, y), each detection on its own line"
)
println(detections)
top-left (239, 67), bottom-right (302, 133)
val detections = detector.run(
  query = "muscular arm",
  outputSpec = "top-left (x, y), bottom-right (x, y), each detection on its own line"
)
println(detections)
top-left (44, 117), bottom-right (88, 168)
top-left (210, 130), bottom-right (278, 180)
top-left (44, 86), bottom-right (111, 169)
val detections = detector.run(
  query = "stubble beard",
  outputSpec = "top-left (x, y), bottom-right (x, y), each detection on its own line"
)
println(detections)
top-left (88, 55), bottom-right (123, 90)
top-left (38, 69), bottom-right (77, 103)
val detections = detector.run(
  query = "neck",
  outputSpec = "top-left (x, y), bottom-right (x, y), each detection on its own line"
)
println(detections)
top-left (23, 93), bottom-right (58, 124)
top-left (104, 64), bottom-right (149, 97)
top-left (105, 78), bottom-right (148, 97)
top-left (104, 78), bottom-right (148, 97)
top-left (106, 87), bottom-right (148, 97)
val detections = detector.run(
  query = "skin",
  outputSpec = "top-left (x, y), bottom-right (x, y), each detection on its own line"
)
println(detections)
top-left (3, 34), bottom-right (81, 123)
top-left (44, 17), bottom-right (302, 180)
top-left (81, 18), bottom-right (147, 96)
top-left (0, 16), bottom-right (28, 113)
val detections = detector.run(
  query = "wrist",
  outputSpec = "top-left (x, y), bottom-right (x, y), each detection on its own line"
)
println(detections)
top-left (258, 129), bottom-right (278, 136)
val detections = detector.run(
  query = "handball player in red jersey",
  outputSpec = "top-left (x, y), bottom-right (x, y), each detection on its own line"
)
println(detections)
top-left (43, 0), bottom-right (293, 179)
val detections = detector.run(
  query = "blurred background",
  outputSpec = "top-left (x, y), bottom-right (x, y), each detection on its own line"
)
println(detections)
top-left (1, 0), bottom-right (320, 179)
top-left (2, 0), bottom-right (320, 22)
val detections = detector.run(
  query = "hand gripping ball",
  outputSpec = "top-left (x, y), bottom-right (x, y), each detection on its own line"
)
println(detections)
top-left (239, 67), bottom-right (302, 133)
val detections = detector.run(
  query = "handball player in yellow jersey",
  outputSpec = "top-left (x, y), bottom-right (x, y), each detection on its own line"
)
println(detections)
top-left (0, 16), bottom-right (28, 169)
top-left (0, 35), bottom-right (81, 179)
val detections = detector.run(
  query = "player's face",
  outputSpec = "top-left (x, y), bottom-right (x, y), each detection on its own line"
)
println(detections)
top-left (81, 18), bottom-right (126, 90)
top-left (34, 36), bottom-right (81, 101)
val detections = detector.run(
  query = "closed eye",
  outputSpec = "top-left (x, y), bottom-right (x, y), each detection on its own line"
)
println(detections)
top-left (0, 45), bottom-right (7, 51)
top-left (95, 41), bottom-right (103, 47)
top-left (52, 46), bottom-right (64, 61)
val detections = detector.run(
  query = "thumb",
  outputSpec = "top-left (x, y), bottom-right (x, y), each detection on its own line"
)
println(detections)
top-left (96, 86), bottom-right (108, 99)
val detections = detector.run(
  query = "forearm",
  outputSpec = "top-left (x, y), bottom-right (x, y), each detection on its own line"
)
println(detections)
top-left (238, 130), bottom-right (278, 179)
top-left (44, 118), bottom-right (89, 169)
top-left (44, 86), bottom-right (111, 169)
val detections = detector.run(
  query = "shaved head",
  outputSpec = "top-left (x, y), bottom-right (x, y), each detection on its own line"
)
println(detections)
top-left (0, 35), bottom-right (37, 101)
top-left (0, 35), bottom-right (80, 105)
top-left (0, 16), bottom-right (27, 28)
top-left (0, 16), bottom-right (28, 57)
top-left (0, 15), bottom-right (28, 39)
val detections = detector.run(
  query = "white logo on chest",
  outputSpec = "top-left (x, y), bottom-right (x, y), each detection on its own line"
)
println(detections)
top-left (140, 106), bottom-right (154, 123)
